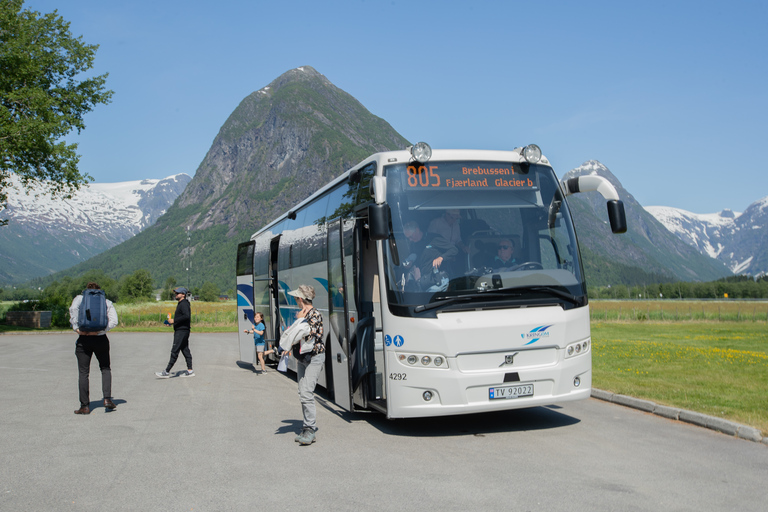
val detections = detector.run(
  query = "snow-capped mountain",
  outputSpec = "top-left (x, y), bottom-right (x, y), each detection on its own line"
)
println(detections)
top-left (646, 197), bottom-right (768, 277)
top-left (0, 174), bottom-right (191, 284)
top-left (563, 161), bottom-right (731, 284)
top-left (5, 174), bottom-right (191, 238)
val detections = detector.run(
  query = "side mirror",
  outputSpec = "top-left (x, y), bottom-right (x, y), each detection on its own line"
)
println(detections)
top-left (607, 200), bottom-right (627, 234)
top-left (368, 203), bottom-right (390, 241)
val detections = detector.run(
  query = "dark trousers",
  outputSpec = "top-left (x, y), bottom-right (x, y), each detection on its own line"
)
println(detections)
top-left (166, 329), bottom-right (192, 372)
top-left (75, 335), bottom-right (112, 407)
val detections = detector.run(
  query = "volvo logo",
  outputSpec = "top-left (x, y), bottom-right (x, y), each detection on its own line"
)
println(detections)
top-left (499, 352), bottom-right (520, 367)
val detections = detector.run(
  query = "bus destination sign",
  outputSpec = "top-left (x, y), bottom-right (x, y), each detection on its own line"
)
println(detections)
top-left (405, 162), bottom-right (539, 191)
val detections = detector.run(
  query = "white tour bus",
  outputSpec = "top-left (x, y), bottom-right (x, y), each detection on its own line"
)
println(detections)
top-left (236, 143), bottom-right (626, 419)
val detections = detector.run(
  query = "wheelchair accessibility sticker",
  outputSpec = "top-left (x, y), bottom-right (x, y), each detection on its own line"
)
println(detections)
top-left (385, 335), bottom-right (405, 347)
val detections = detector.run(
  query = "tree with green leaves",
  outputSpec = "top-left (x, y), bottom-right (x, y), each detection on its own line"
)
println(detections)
top-left (119, 269), bottom-right (154, 303)
top-left (199, 281), bottom-right (219, 302)
top-left (163, 276), bottom-right (178, 300)
top-left (0, 0), bottom-right (113, 226)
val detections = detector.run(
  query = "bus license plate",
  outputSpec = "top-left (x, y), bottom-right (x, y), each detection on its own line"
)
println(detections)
top-left (489, 384), bottom-right (534, 400)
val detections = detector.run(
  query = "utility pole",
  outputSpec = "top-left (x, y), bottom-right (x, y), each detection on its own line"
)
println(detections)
top-left (186, 226), bottom-right (191, 292)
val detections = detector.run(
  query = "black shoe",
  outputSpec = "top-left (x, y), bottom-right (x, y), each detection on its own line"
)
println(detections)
top-left (104, 398), bottom-right (116, 410)
top-left (74, 406), bottom-right (90, 415)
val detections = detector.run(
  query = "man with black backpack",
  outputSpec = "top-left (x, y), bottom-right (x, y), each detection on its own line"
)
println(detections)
top-left (69, 282), bottom-right (119, 415)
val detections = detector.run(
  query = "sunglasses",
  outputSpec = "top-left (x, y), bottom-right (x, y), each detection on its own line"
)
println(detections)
top-left (498, 245), bottom-right (512, 250)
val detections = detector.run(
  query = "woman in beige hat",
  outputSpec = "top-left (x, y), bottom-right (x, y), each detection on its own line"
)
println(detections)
top-left (287, 284), bottom-right (324, 445)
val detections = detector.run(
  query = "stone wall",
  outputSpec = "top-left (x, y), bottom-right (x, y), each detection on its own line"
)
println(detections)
top-left (5, 311), bottom-right (52, 329)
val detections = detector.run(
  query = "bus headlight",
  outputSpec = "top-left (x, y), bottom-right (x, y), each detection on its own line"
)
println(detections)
top-left (523, 144), bottom-right (542, 163)
top-left (565, 340), bottom-right (590, 359)
top-left (399, 352), bottom-right (448, 368)
top-left (411, 142), bottom-right (432, 163)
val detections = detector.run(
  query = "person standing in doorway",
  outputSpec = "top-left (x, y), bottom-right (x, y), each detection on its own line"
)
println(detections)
top-left (286, 285), bottom-right (324, 445)
top-left (156, 287), bottom-right (194, 378)
top-left (245, 311), bottom-right (274, 374)
top-left (428, 209), bottom-right (467, 254)
top-left (70, 282), bottom-right (119, 414)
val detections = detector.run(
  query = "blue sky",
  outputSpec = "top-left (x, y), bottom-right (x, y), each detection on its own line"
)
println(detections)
top-left (22, 0), bottom-right (768, 214)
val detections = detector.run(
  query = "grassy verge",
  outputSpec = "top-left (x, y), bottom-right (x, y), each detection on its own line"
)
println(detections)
top-left (590, 299), bottom-right (768, 322)
top-left (112, 300), bottom-right (238, 332)
top-left (591, 321), bottom-right (768, 434)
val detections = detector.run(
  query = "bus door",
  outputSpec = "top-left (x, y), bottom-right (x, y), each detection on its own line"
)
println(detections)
top-left (236, 241), bottom-right (256, 363)
top-left (267, 235), bottom-right (282, 355)
top-left (327, 217), bottom-right (354, 411)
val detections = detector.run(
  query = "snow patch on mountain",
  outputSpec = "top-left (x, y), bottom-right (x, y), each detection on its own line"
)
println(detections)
top-left (5, 174), bottom-right (191, 240)
top-left (646, 198), bottom-right (767, 277)
top-left (644, 206), bottom-right (739, 259)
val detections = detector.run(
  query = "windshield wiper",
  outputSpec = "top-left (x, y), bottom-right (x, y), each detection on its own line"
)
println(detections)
top-left (413, 285), bottom-right (580, 313)
top-left (495, 285), bottom-right (582, 305)
top-left (414, 295), bottom-right (475, 313)
top-left (414, 290), bottom-right (522, 313)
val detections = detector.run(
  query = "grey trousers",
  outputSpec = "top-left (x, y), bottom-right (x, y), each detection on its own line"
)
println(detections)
top-left (296, 353), bottom-right (324, 430)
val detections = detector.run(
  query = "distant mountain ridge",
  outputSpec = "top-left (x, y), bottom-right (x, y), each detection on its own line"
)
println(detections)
top-left (646, 198), bottom-right (768, 278)
top-left (0, 174), bottom-right (191, 284)
top-left (563, 160), bottom-right (732, 285)
top-left (4, 67), bottom-right (761, 290)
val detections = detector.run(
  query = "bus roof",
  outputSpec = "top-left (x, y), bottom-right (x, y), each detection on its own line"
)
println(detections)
top-left (250, 147), bottom-right (552, 240)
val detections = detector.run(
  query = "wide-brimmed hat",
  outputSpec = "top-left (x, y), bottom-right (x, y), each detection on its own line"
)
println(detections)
top-left (288, 284), bottom-right (315, 301)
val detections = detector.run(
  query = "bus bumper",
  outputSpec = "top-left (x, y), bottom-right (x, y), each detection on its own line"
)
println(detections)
top-left (386, 356), bottom-right (592, 419)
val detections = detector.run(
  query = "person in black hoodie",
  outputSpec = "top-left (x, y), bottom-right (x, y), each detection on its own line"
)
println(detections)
top-left (155, 287), bottom-right (194, 378)
top-left (402, 221), bottom-right (458, 290)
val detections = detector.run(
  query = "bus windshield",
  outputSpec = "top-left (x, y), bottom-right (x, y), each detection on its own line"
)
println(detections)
top-left (383, 160), bottom-right (586, 312)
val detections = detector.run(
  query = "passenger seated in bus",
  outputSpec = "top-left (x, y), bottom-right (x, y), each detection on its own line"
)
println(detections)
top-left (492, 238), bottom-right (518, 270)
top-left (428, 209), bottom-right (468, 254)
top-left (402, 221), bottom-right (457, 291)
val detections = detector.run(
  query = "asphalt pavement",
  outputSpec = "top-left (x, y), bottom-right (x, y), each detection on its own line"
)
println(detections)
top-left (1, 332), bottom-right (766, 512)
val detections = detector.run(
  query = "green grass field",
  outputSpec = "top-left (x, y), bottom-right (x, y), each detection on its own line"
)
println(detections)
top-left (589, 299), bottom-right (768, 322)
top-left (591, 321), bottom-right (768, 434)
top-left (113, 300), bottom-right (237, 332)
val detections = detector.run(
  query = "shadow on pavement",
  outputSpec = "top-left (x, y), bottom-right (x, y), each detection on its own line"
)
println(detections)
top-left (236, 360), bottom-right (579, 437)
top-left (360, 405), bottom-right (580, 437)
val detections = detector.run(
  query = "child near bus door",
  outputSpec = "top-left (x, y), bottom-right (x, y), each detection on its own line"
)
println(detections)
top-left (244, 312), bottom-right (275, 374)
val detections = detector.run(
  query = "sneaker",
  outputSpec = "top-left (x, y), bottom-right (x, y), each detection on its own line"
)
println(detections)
top-left (180, 369), bottom-right (195, 377)
top-left (295, 427), bottom-right (310, 443)
top-left (155, 370), bottom-right (170, 378)
top-left (298, 428), bottom-right (316, 445)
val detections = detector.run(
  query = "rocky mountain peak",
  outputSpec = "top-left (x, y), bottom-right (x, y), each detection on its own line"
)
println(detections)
top-left (176, 66), bottom-right (409, 236)
top-left (719, 209), bottom-right (736, 218)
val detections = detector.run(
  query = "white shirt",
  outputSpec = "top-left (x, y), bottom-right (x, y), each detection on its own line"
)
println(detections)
top-left (69, 294), bottom-right (119, 334)
top-left (428, 216), bottom-right (462, 244)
